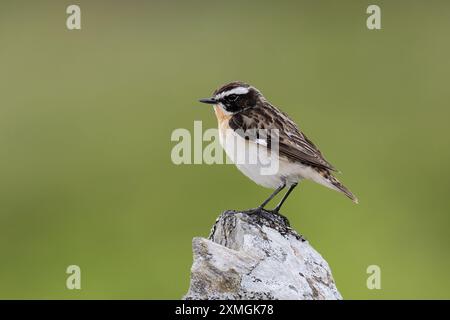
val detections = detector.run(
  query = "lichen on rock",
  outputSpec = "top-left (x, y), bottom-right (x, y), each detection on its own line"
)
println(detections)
top-left (184, 209), bottom-right (342, 300)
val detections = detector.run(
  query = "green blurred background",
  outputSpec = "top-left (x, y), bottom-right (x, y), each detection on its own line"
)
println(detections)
top-left (0, 0), bottom-right (449, 299)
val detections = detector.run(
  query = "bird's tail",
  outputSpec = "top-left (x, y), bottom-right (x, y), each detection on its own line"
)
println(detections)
top-left (319, 170), bottom-right (359, 204)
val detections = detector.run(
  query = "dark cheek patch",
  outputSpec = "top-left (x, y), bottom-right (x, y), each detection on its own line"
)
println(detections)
top-left (224, 102), bottom-right (241, 113)
top-left (223, 90), bottom-right (257, 113)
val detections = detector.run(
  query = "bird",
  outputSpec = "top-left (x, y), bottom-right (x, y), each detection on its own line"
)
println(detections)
top-left (199, 81), bottom-right (358, 214)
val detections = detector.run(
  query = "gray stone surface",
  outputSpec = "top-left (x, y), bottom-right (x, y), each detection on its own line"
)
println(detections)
top-left (184, 209), bottom-right (342, 300)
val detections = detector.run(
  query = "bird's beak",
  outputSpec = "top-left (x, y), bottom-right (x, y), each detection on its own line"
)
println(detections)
top-left (199, 97), bottom-right (217, 105)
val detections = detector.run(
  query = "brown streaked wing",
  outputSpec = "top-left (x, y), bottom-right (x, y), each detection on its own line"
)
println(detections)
top-left (228, 105), bottom-right (337, 172)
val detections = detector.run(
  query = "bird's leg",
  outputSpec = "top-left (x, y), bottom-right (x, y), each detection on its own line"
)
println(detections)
top-left (272, 183), bottom-right (298, 213)
top-left (256, 183), bottom-right (286, 210)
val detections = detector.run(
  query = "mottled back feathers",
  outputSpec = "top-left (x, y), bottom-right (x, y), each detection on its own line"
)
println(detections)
top-left (229, 103), bottom-right (337, 172)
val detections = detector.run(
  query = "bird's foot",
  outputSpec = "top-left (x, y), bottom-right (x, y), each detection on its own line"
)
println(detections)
top-left (264, 209), bottom-right (291, 227)
top-left (243, 207), bottom-right (291, 227)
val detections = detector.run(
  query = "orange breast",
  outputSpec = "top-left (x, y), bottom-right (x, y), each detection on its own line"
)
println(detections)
top-left (214, 105), bottom-right (231, 129)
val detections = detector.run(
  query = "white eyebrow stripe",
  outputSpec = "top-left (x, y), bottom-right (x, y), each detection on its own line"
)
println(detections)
top-left (215, 87), bottom-right (249, 100)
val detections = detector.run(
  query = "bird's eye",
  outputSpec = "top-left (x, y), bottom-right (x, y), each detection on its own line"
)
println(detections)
top-left (228, 94), bottom-right (238, 102)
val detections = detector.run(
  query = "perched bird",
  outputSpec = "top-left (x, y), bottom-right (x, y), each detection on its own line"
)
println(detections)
top-left (199, 81), bottom-right (358, 213)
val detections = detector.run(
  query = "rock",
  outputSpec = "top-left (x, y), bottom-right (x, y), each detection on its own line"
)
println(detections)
top-left (184, 209), bottom-right (342, 300)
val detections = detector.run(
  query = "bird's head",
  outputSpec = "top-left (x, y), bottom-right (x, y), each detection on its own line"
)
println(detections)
top-left (199, 81), bottom-right (261, 115)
